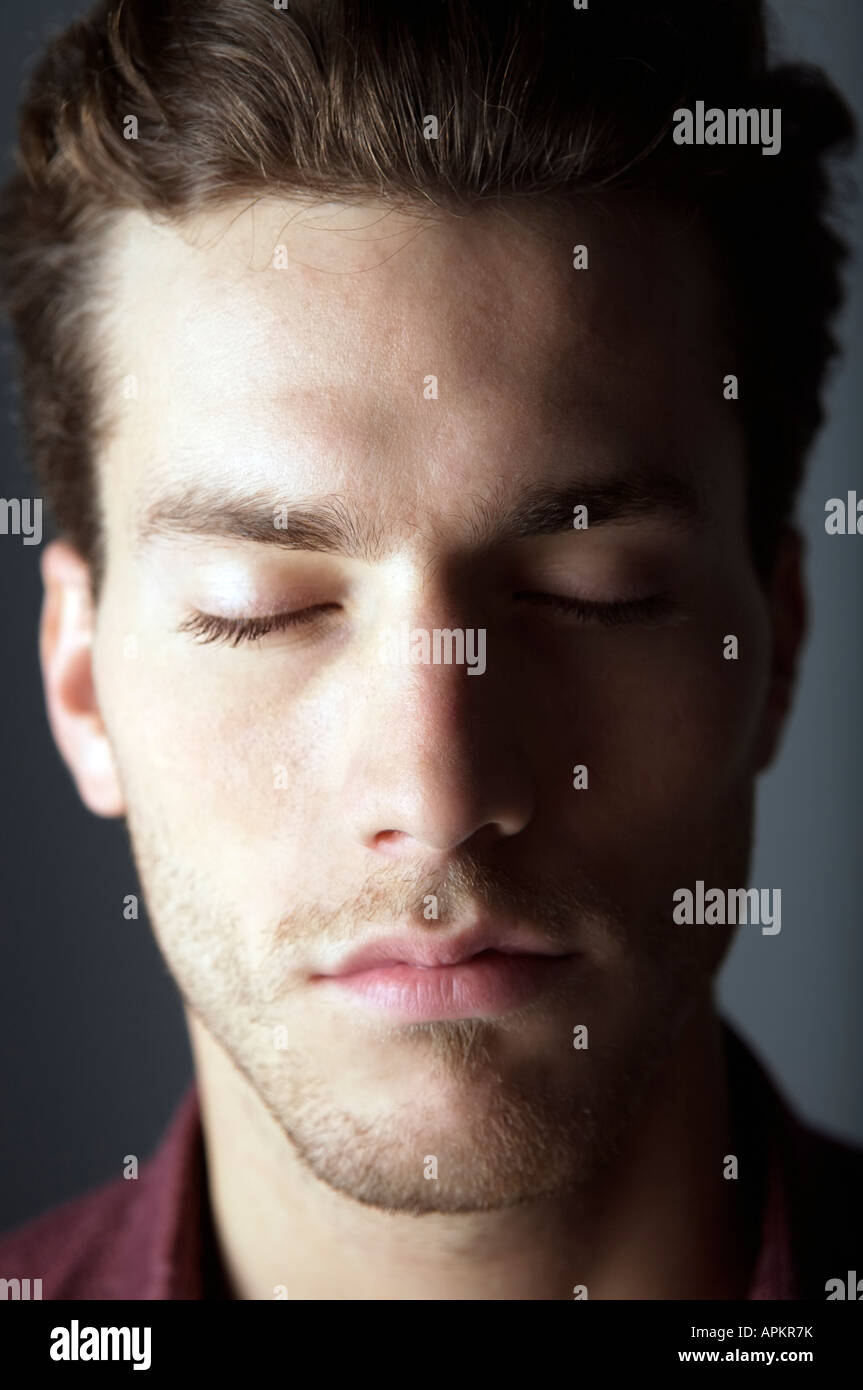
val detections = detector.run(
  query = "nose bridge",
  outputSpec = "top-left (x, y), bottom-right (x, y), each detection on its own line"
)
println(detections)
top-left (368, 552), bottom-right (490, 750)
top-left (372, 627), bottom-right (489, 781)
top-left (345, 615), bottom-right (533, 853)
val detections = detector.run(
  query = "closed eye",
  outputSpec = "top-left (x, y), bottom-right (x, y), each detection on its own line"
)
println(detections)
top-left (177, 604), bottom-right (341, 647)
top-left (514, 592), bottom-right (672, 625)
top-left (178, 592), bottom-right (673, 648)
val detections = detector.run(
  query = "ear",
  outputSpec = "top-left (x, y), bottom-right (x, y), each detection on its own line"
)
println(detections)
top-left (39, 540), bottom-right (125, 816)
top-left (754, 525), bottom-right (808, 773)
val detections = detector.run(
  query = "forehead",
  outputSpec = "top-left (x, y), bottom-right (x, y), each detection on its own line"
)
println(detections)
top-left (96, 194), bottom-right (738, 529)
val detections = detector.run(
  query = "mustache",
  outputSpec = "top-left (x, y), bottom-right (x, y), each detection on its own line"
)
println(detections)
top-left (270, 850), bottom-right (619, 955)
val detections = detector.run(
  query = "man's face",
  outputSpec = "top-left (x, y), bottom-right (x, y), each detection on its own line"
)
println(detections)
top-left (78, 196), bottom-right (774, 1211)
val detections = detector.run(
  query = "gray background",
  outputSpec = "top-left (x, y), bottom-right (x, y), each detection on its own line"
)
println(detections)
top-left (1, 0), bottom-right (861, 1234)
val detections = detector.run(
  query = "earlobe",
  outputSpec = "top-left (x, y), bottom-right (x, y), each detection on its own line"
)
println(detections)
top-left (39, 540), bottom-right (126, 817)
top-left (754, 526), bottom-right (808, 773)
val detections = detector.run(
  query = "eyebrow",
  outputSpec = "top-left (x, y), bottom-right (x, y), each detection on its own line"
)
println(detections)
top-left (136, 468), bottom-right (705, 564)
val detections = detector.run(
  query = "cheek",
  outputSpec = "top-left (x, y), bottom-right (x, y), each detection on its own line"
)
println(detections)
top-left (533, 584), bottom-right (771, 834)
top-left (96, 655), bottom-right (334, 940)
top-left (92, 615), bottom-right (328, 869)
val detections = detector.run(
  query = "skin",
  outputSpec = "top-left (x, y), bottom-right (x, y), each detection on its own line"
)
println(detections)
top-left (39, 194), bottom-right (805, 1299)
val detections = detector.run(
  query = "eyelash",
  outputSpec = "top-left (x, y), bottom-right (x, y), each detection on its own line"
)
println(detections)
top-left (178, 604), bottom-right (339, 648)
top-left (514, 592), bottom-right (671, 626)
top-left (178, 593), bottom-right (670, 648)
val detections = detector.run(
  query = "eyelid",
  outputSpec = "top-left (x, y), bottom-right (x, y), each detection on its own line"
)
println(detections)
top-left (177, 603), bottom-right (340, 647)
top-left (515, 592), bottom-right (672, 625)
top-left (177, 591), bottom-right (673, 649)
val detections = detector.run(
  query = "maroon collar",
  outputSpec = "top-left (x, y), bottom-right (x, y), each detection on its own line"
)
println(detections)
top-left (135, 1085), bottom-right (229, 1300)
top-left (729, 1026), bottom-right (798, 1299)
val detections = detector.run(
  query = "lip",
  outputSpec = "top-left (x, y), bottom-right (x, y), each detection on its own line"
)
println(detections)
top-left (314, 930), bottom-right (577, 1021)
top-left (323, 928), bottom-right (571, 975)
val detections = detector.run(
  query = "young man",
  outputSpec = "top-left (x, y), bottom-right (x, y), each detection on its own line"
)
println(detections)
top-left (0, 0), bottom-right (859, 1300)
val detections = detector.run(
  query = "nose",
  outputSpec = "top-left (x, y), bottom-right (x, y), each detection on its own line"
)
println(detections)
top-left (344, 622), bottom-right (534, 863)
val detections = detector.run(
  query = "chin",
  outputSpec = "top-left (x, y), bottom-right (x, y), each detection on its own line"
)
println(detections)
top-left (257, 1052), bottom-right (610, 1214)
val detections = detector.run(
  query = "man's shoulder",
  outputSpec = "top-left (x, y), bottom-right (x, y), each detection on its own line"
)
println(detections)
top-left (0, 1086), bottom-right (201, 1300)
top-left (0, 1169), bottom-right (133, 1298)
top-left (754, 1056), bottom-right (863, 1296)
top-left (798, 1117), bottom-right (863, 1177)
top-left (786, 1110), bottom-right (863, 1220)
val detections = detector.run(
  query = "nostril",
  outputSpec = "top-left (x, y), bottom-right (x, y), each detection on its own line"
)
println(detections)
top-left (373, 830), bottom-right (407, 852)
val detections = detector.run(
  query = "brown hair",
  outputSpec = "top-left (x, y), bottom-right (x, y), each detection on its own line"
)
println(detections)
top-left (0, 0), bottom-right (855, 587)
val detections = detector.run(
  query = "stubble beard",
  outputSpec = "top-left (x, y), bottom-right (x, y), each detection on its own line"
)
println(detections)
top-left (123, 800), bottom-right (745, 1216)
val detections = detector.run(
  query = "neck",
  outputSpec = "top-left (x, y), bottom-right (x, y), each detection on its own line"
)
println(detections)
top-left (186, 1002), bottom-right (752, 1300)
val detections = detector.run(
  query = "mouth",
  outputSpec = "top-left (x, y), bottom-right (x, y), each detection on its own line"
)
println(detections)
top-left (313, 932), bottom-right (578, 1022)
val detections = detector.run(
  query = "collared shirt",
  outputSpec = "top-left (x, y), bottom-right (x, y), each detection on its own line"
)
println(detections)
top-left (0, 1022), bottom-right (859, 1299)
